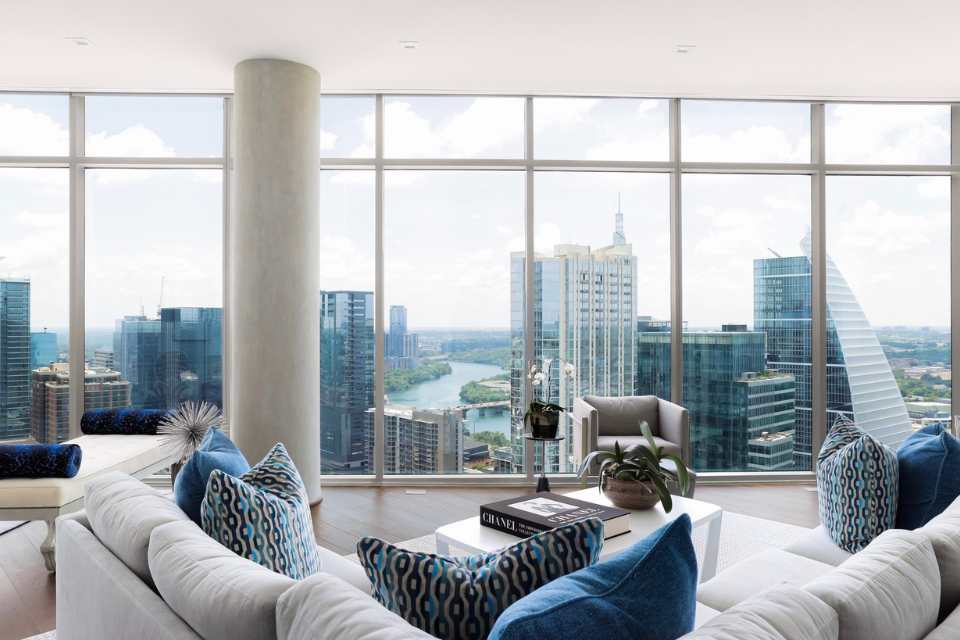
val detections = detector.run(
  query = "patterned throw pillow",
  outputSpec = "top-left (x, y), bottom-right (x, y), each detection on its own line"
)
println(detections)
top-left (356, 519), bottom-right (603, 640)
top-left (201, 442), bottom-right (320, 579)
top-left (817, 415), bottom-right (898, 552)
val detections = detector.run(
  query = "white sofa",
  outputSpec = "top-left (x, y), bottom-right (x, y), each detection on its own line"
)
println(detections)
top-left (57, 473), bottom-right (960, 640)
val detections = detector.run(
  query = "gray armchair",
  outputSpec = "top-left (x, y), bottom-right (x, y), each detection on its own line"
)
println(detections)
top-left (573, 395), bottom-right (693, 494)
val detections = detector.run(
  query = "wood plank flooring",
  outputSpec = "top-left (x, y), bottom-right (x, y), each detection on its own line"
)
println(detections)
top-left (0, 483), bottom-right (817, 640)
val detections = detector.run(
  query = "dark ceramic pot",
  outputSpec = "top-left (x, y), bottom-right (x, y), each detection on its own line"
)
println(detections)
top-left (529, 413), bottom-right (559, 439)
top-left (602, 477), bottom-right (661, 510)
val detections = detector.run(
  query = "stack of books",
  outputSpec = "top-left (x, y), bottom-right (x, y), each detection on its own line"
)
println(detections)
top-left (480, 492), bottom-right (631, 540)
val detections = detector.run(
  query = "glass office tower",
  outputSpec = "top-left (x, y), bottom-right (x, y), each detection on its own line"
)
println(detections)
top-left (30, 330), bottom-right (58, 370)
top-left (637, 329), bottom-right (796, 471)
top-left (0, 279), bottom-right (30, 440)
top-left (509, 215), bottom-right (637, 473)
top-left (159, 307), bottom-right (223, 409)
top-left (114, 315), bottom-right (162, 408)
top-left (320, 291), bottom-right (375, 474)
top-left (755, 234), bottom-right (912, 469)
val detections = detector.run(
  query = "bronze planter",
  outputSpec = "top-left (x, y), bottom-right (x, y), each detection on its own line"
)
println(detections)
top-left (602, 477), bottom-right (662, 510)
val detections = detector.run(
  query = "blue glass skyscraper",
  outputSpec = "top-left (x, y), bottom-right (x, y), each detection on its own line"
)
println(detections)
top-left (0, 279), bottom-right (30, 440)
top-left (30, 329), bottom-right (58, 370)
top-left (159, 307), bottom-right (223, 408)
top-left (320, 291), bottom-right (374, 474)
top-left (114, 315), bottom-right (161, 408)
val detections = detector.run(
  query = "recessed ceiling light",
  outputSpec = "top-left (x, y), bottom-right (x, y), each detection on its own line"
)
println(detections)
top-left (674, 44), bottom-right (696, 54)
top-left (399, 40), bottom-right (419, 50)
top-left (65, 36), bottom-right (91, 46)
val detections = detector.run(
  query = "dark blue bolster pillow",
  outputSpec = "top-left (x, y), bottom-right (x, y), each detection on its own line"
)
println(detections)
top-left (81, 408), bottom-right (168, 435)
top-left (0, 444), bottom-right (82, 479)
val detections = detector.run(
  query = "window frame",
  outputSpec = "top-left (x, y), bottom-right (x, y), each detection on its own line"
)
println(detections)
top-left (0, 91), bottom-right (230, 442)
top-left (320, 95), bottom-right (959, 486)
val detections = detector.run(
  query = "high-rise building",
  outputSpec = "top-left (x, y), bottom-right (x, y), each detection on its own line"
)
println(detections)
top-left (114, 315), bottom-right (161, 408)
top-left (755, 235), bottom-right (912, 468)
top-left (31, 330), bottom-right (59, 370)
top-left (93, 347), bottom-right (114, 370)
top-left (159, 307), bottom-right (223, 409)
top-left (510, 207), bottom-right (637, 473)
top-left (748, 431), bottom-right (796, 471)
top-left (373, 406), bottom-right (463, 474)
top-left (0, 279), bottom-right (30, 440)
top-left (31, 363), bottom-right (131, 443)
top-left (320, 291), bottom-right (374, 473)
top-left (636, 329), bottom-right (796, 471)
top-left (387, 305), bottom-right (408, 358)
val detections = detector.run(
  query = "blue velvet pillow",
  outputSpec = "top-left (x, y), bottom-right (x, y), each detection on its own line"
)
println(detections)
top-left (0, 443), bottom-right (82, 479)
top-left (81, 408), bottom-right (168, 435)
top-left (897, 423), bottom-right (960, 529)
top-left (488, 514), bottom-right (696, 640)
top-left (357, 518), bottom-right (604, 640)
top-left (174, 428), bottom-right (249, 524)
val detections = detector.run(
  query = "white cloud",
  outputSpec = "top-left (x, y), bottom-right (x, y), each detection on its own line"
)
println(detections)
top-left (0, 103), bottom-right (68, 156)
top-left (685, 125), bottom-right (809, 163)
top-left (320, 129), bottom-right (338, 151)
top-left (827, 105), bottom-right (950, 164)
top-left (533, 98), bottom-right (599, 132)
top-left (87, 124), bottom-right (176, 158)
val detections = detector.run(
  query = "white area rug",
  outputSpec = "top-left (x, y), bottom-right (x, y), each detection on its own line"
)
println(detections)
top-left (23, 633), bottom-right (54, 640)
top-left (344, 510), bottom-right (811, 574)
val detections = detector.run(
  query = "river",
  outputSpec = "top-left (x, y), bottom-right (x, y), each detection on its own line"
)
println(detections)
top-left (387, 360), bottom-right (511, 438)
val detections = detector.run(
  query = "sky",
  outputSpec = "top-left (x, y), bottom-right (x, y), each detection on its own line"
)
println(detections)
top-left (0, 94), bottom-right (951, 337)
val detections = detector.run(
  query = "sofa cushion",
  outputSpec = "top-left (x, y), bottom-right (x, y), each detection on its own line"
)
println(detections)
top-left (149, 520), bottom-right (296, 640)
top-left (804, 529), bottom-right (940, 640)
top-left (918, 494), bottom-right (960, 620)
top-left (696, 549), bottom-right (833, 612)
top-left (276, 572), bottom-right (434, 640)
top-left (202, 442), bottom-right (320, 580)
top-left (897, 424), bottom-right (960, 530)
top-left (488, 515), bottom-right (697, 640)
top-left (583, 395), bottom-right (660, 437)
top-left (174, 428), bottom-right (250, 525)
top-left (923, 604), bottom-right (960, 640)
top-left (782, 525), bottom-right (853, 566)
top-left (817, 416), bottom-right (899, 552)
top-left (694, 603), bottom-right (722, 629)
top-left (85, 471), bottom-right (190, 585)
top-left (681, 586), bottom-right (838, 640)
top-left (357, 518), bottom-right (603, 640)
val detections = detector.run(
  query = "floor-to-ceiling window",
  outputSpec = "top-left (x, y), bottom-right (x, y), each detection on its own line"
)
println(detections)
top-left (0, 92), bottom-right (227, 444)
top-left (320, 94), bottom-right (956, 482)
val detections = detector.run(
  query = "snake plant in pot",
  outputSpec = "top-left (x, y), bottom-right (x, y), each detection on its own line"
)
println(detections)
top-left (576, 420), bottom-right (690, 512)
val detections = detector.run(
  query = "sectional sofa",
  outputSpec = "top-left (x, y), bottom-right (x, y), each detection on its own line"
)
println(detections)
top-left (57, 471), bottom-right (960, 640)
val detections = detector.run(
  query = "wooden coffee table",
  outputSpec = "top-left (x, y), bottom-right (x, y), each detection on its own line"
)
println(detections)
top-left (435, 487), bottom-right (723, 582)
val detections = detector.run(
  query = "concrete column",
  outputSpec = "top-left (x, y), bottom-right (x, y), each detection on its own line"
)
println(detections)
top-left (230, 59), bottom-right (321, 501)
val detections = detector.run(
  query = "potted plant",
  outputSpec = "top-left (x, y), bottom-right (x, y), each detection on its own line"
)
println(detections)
top-left (576, 421), bottom-right (690, 512)
top-left (524, 360), bottom-right (576, 439)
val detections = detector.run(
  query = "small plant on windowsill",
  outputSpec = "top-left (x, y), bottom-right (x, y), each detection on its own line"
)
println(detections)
top-left (576, 420), bottom-right (690, 512)
top-left (524, 360), bottom-right (575, 439)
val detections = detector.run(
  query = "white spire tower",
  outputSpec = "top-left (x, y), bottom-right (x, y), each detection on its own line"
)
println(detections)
top-left (612, 193), bottom-right (626, 245)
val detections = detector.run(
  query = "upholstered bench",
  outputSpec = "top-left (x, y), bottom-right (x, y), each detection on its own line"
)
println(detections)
top-left (0, 434), bottom-right (176, 571)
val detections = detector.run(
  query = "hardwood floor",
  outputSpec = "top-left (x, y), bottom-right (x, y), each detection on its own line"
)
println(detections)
top-left (0, 483), bottom-right (817, 640)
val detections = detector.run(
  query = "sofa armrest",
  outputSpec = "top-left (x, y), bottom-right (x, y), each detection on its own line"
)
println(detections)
top-left (657, 398), bottom-right (690, 466)
top-left (572, 397), bottom-right (599, 468)
top-left (276, 573), bottom-right (434, 640)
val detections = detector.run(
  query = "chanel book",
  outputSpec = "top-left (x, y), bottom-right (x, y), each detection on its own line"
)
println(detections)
top-left (480, 492), bottom-right (631, 540)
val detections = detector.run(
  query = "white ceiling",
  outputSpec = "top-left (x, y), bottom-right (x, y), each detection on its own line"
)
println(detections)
top-left (2, 0), bottom-right (959, 100)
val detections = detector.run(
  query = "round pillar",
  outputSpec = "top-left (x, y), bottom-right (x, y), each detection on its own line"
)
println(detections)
top-left (229, 59), bottom-right (321, 501)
